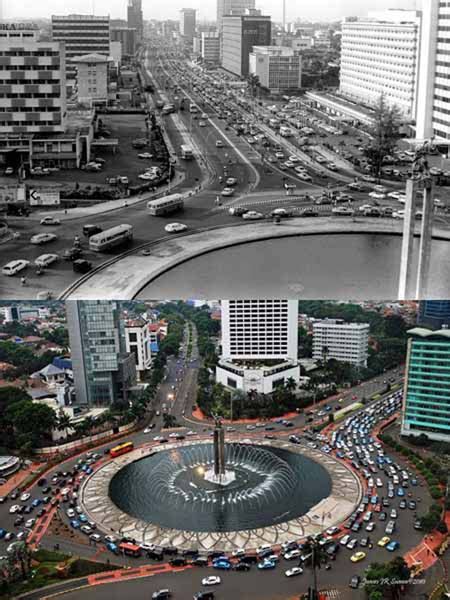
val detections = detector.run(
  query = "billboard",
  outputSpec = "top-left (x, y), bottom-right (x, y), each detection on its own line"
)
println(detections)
top-left (29, 188), bottom-right (61, 206)
top-left (0, 185), bottom-right (26, 205)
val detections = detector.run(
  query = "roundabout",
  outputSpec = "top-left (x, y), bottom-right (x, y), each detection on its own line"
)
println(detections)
top-left (80, 437), bottom-right (362, 552)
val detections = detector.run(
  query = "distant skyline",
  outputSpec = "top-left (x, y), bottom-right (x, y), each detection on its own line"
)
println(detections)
top-left (3, 0), bottom-right (419, 22)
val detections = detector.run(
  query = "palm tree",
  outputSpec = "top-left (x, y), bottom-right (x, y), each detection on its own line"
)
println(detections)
top-left (301, 535), bottom-right (329, 597)
top-left (57, 412), bottom-right (72, 439)
top-left (285, 377), bottom-right (297, 394)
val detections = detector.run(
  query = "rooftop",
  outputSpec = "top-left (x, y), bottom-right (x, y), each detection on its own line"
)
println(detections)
top-left (408, 327), bottom-right (450, 340)
top-left (71, 53), bottom-right (112, 64)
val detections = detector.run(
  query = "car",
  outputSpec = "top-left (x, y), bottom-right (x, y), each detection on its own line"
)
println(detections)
top-left (40, 217), bottom-right (61, 226)
top-left (378, 536), bottom-right (390, 547)
top-left (30, 233), bottom-right (58, 245)
top-left (107, 542), bottom-right (119, 555)
top-left (20, 493), bottom-right (30, 502)
top-left (193, 592), bottom-right (214, 600)
top-left (215, 140), bottom-right (224, 148)
top-left (31, 499), bottom-right (42, 508)
top-left (408, 500), bottom-right (416, 510)
top-left (226, 177), bottom-right (237, 186)
top-left (390, 509), bottom-right (398, 519)
top-left (386, 541), bottom-right (400, 552)
top-left (365, 522), bottom-right (375, 532)
top-left (5, 167), bottom-right (14, 175)
top-left (165, 223), bottom-right (187, 233)
top-left (152, 591), bottom-right (172, 600)
top-left (70, 520), bottom-right (81, 529)
top-left (138, 153), bottom-right (154, 159)
top-left (242, 211), bottom-right (264, 220)
top-left (285, 567), bottom-right (303, 577)
top-left (212, 560), bottom-right (231, 570)
top-left (2, 260), bottom-right (30, 276)
top-left (332, 207), bottom-right (354, 216)
top-left (350, 551), bottom-right (366, 563)
top-left (35, 253), bottom-right (59, 268)
top-left (221, 187), bottom-right (234, 197)
top-left (81, 525), bottom-right (93, 535)
top-left (73, 259), bottom-right (92, 274)
top-left (347, 538), bottom-right (358, 550)
top-left (349, 575), bottom-right (361, 589)
top-left (228, 207), bottom-right (248, 216)
top-left (4, 532), bottom-right (15, 541)
top-left (25, 518), bottom-right (35, 528)
top-left (257, 559), bottom-right (276, 570)
top-left (201, 576), bottom-right (221, 586)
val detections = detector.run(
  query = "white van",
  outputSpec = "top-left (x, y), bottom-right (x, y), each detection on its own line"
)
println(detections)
top-left (2, 259), bottom-right (30, 276)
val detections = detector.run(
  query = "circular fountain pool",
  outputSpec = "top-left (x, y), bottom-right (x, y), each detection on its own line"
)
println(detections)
top-left (108, 443), bottom-right (331, 532)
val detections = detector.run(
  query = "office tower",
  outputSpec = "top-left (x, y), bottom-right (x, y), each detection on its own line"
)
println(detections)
top-left (111, 27), bottom-right (137, 56)
top-left (249, 46), bottom-right (302, 93)
top-left (124, 318), bottom-right (152, 381)
top-left (401, 327), bottom-right (450, 443)
top-left (180, 8), bottom-right (196, 44)
top-left (66, 301), bottom-right (137, 407)
top-left (217, 300), bottom-right (300, 393)
top-left (417, 301), bottom-right (450, 330)
top-left (416, 0), bottom-right (450, 141)
top-left (222, 14), bottom-right (271, 77)
top-left (201, 32), bottom-right (220, 65)
top-left (51, 15), bottom-right (110, 85)
top-left (216, 0), bottom-right (255, 33)
top-left (340, 10), bottom-right (421, 119)
top-left (127, 0), bottom-right (143, 42)
top-left (72, 54), bottom-right (110, 105)
top-left (312, 319), bottom-right (370, 367)
top-left (0, 23), bottom-right (66, 134)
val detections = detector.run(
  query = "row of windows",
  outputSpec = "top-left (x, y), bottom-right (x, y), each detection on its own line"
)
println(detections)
top-left (0, 51), bottom-right (59, 57)
top-left (0, 66), bottom-right (61, 72)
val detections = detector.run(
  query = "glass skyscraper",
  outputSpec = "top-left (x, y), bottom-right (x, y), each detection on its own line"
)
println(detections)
top-left (401, 327), bottom-right (450, 443)
top-left (418, 300), bottom-right (450, 330)
top-left (66, 300), bottom-right (136, 407)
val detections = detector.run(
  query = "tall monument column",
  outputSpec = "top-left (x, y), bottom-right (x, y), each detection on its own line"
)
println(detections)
top-left (205, 415), bottom-right (235, 486)
top-left (416, 182), bottom-right (434, 298)
top-left (398, 179), bottom-right (417, 300)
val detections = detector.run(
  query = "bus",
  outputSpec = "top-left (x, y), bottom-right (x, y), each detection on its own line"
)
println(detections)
top-left (147, 193), bottom-right (184, 216)
top-left (109, 441), bottom-right (134, 458)
top-left (180, 144), bottom-right (194, 160)
top-left (119, 542), bottom-right (142, 557)
top-left (89, 224), bottom-right (133, 252)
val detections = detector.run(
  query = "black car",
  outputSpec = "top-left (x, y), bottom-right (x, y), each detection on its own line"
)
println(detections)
top-left (169, 557), bottom-right (186, 567)
top-left (24, 505), bottom-right (33, 514)
top-left (349, 575), bottom-right (361, 589)
top-left (208, 550), bottom-right (224, 560)
top-left (152, 591), bottom-right (172, 600)
top-left (191, 556), bottom-right (209, 567)
top-left (37, 478), bottom-right (47, 487)
top-left (14, 516), bottom-right (24, 526)
top-left (37, 508), bottom-right (46, 517)
top-left (82, 224), bottom-right (103, 237)
top-left (182, 548), bottom-right (199, 558)
top-left (234, 562), bottom-right (251, 571)
top-left (42, 487), bottom-right (51, 494)
top-left (163, 546), bottom-right (178, 555)
top-left (193, 593), bottom-right (214, 600)
top-left (10, 491), bottom-right (19, 500)
top-left (73, 259), bottom-right (93, 274)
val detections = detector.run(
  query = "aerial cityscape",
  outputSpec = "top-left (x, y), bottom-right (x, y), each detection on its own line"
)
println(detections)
top-left (0, 0), bottom-right (448, 299)
top-left (0, 298), bottom-right (449, 599)
top-left (0, 0), bottom-right (449, 599)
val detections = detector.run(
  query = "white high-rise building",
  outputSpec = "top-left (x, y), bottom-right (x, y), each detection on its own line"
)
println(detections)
top-left (340, 10), bottom-right (422, 119)
top-left (249, 46), bottom-right (302, 93)
top-left (217, 300), bottom-right (300, 394)
top-left (415, 0), bottom-right (450, 144)
top-left (312, 319), bottom-right (369, 367)
top-left (124, 318), bottom-right (152, 381)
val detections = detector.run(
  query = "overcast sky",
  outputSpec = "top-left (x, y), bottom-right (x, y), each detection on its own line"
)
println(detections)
top-left (3, 0), bottom-right (419, 22)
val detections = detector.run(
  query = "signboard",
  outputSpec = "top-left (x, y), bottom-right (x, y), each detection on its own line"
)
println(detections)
top-left (29, 188), bottom-right (61, 206)
top-left (0, 23), bottom-right (37, 30)
top-left (0, 185), bottom-right (25, 205)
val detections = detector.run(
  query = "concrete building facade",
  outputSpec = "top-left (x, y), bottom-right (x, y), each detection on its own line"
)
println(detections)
top-left (401, 327), bottom-right (450, 443)
top-left (339, 10), bottom-right (422, 119)
top-left (180, 8), bottom-right (197, 44)
top-left (111, 27), bottom-right (137, 57)
top-left (72, 53), bottom-right (110, 105)
top-left (0, 24), bottom-right (67, 135)
top-left (312, 319), bottom-right (369, 367)
top-left (249, 45), bottom-right (301, 93)
top-left (216, 0), bottom-right (255, 33)
top-left (415, 0), bottom-right (450, 144)
top-left (124, 318), bottom-right (152, 381)
top-left (127, 0), bottom-right (143, 42)
top-left (222, 14), bottom-right (271, 77)
top-left (201, 32), bottom-right (220, 65)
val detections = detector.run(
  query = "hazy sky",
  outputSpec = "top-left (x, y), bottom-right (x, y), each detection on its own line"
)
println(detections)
top-left (3, 0), bottom-right (419, 22)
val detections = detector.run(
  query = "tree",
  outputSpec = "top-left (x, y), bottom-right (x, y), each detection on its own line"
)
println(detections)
top-left (56, 412), bottom-right (72, 439)
top-left (363, 94), bottom-right (402, 181)
top-left (285, 377), bottom-right (297, 394)
top-left (6, 400), bottom-right (57, 447)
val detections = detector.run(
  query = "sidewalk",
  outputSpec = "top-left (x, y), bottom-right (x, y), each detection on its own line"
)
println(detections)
top-left (0, 461), bottom-right (42, 496)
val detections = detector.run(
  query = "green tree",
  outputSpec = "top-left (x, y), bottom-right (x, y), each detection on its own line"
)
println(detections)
top-left (6, 400), bottom-right (57, 447)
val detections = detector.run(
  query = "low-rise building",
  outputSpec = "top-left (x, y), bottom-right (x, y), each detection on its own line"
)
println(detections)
top-left (72, 53), bottom-right (111, 106)
top-left (312, 319), bottom-right (369, 367)
top-left (401, 327), bottom-right (450, 443)
top-left (201, 31), bottom-right (220, 65)
top-left (249, 45), bottom-right (301, 93)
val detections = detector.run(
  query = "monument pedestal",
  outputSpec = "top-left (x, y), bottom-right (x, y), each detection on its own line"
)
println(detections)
top-left (204, 468), bottom-right (236, 486)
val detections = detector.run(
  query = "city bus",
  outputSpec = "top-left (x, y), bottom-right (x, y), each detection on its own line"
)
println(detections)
top-left (119, 542), bottom-right (142, 557)
top-left (147, 193), bottom-right (184, 216)
top-left (109, 441), bottom-right (134, 458)
top-left (180, 144), bottom-right (194, 160)
top-left (89, 224), bottom-right (133, 252)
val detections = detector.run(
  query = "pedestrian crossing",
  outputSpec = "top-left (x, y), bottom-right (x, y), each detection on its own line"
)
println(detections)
top-left (212, 194), bottom-right (332, 213)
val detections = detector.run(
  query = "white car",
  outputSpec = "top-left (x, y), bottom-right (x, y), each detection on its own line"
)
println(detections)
top-left (242, 211), bottom-right (264, 220)
top-left (9, 505), bottom-right (21, 514)
top-left (144, 427), bottom-right (153, 434)
top-left (165, 223), bottom-right (187, 233)
top-left (358, 204), bottom-right (374, 213)
top-left (215, 140), bottom-right (224, 148)
top-left (30, 233), bottom-right (58, 245)
top-left (369, 191), bottom-right (386, 200)
top-left (40, 217), bottom-right (60, 226)
top-left (35, 253), bottom-right (59, 268)
top-left (221, 187), bottom-right (235, 197)
top-left (393, 210), bottom-right (405, 219)
top-left (226, 177), bottom-right (237, 186)
top-left (285, 567), bottom-right (303, 577)
top-left (25, 518), bottom-right (36, 529)
top-left (201, 576), bottom-right (221, 586)
top-left (2, 260), bottom-right (30, 276)
top-left (332, 207), bottom-right (354, 216)
top-left (20, 493), bottom-right (30, 502)
top-left (67, 509), bottom-right (75, 518)
top-left (138, 153), bottom-right (153, 159)
top-left (283, 549), bottom-right (301, 560)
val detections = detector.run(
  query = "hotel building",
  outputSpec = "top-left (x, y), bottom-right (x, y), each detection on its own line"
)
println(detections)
top-left (312, 319), bottom-right (369, 367)
top-left (401, 327), bottom-right (450, 443)
top-left (340, 10), bottom-right (421, 118)
top-left (216, 299), bottom-right (300, 394)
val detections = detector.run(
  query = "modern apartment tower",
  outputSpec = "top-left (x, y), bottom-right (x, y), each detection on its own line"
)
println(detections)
top-left (415, 0), bottom-right (450, 144)
top-left (312, 319), bottom-right (370, 367)
top-left (0, 24), bottom-right (67, 134)
top-left (222, 14), bottom-right (272, 77)
top-left (127, 0), bottom-right (143, 42)
top-left (51, 15), bottom-right (110, 85)
top-left (401, 327), bottom-right (450, 443)
top-left (66, 300), bottom-right (137, 407)
top-left (216, 299), bottom-right (300, 394)
top-left (340, 10), bottom-right (421, 119)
